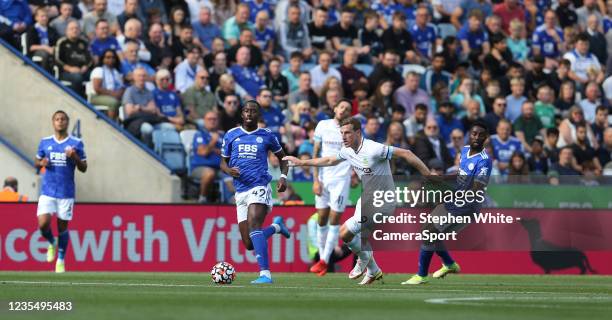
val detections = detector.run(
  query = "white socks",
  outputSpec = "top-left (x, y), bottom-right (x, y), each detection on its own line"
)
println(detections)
top-left (346, 233), bottom-right (370, 262)
top-left (317, 225), bottom-right (329, 257)
top-left (321, 225), bottom-right (340, 264)
top-left (260, 270), bottom-right (271, 278)
top-left (366, 257), bottom-right (380, 276)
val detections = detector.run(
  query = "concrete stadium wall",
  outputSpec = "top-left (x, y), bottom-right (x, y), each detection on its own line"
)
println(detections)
top-left (0, 43), bottom-right (181, 202)
top-left (0, 142), bottom-right (39, 201)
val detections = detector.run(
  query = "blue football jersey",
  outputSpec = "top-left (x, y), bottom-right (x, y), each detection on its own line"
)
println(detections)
top-left (221, 127), bottom-right (283, 192)
top-left (490, 134), bottom-right (523, 173)
top-left (410, 24), bottom-right (437, 58)
top-left (36, 135), bottom-right (86, 199)
top-left (446, 146), bottom-right (492, 215)
top-left (532, 25), bottom-right (563, 58)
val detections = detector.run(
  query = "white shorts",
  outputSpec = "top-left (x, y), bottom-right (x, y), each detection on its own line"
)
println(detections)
top-left (315, 178), bottom-right (350, 212)
top-left (36, 195), bottom-right (75, 221)
top-left (344, 198), bottom-right (362, 235)
top-left (235, 184), bottom-right (273, 223)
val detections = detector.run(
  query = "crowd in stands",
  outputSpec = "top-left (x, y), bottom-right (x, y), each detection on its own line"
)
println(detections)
top-left (2, 0), bottom-right (612, 201)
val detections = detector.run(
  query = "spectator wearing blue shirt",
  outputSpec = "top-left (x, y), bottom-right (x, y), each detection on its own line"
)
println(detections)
top-left (321, 0), bottom-right (339, 26)
top-left (229, 46), bottom-right (265, 99)
top-left (120, 40), bottom-right (155, 82)
top-left (257, 88), bottom-right (285, 142)
top-left (253, 10), bottom-right (276, 61)
top-left (153, 69), bottom-right (184, 130)
top-left (291, 153), bottom-right (314, 182)
top-left (491, 119), bottom-right (523, 174)
top-left (363, 116), bottom-right (385, 143)
top-left (505, 77), bottom-right (527, 123)
top-left (0, 0), bottom-right (33, 48)
top-left (532, 10), bottom-right (564, 62)
top-left (394, 0), bottom-right (417, 26)
top-left (451, 0), bottom-right (493, 30)
top-left (190, 111), bottom-right (233, 203)
top-left (174, 45), bottom-right (204, 93)
top-left (192, 6), bottom-right (221, 52)
top-left (436, 102), bottom-right (464, 143)
top-left (371, 0), bottom-right (395, 29)
top-left (410, 7), bottom-right (438, 62)
top-left (245, 0), bottom-right (273, 24)
top-left (420, 53), bottom-right (452, 95)
top-left (90, 19), bottom-right (122, 63)
top-left (457, 11), bottom-right (490, 65)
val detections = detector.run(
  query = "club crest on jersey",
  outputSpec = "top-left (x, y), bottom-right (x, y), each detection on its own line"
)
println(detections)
top-left (256, 137), bottom-right (263, 143)
top-left (468, 163), bottom-right (475, 170)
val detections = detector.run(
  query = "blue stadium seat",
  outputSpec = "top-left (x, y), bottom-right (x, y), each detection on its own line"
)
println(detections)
top-left (152, 130), bottom-right (185, 173)
top-left (179, 129), bottom-right (198, 175)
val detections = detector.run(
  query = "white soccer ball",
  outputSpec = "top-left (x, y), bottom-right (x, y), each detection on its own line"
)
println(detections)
top-left (211, 262), bottom-right (236, 284)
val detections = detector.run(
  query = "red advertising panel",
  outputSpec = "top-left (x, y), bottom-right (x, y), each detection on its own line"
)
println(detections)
top-left (0, 203), bottom-right (610, 274)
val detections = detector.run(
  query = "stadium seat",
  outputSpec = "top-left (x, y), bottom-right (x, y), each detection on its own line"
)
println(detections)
top-left (402, 64), bottom-right (426, 77)
top-left (355, 64), bottom-right (373, 76)
top-left (179, 129), bottom-right (197, 155)
top-left (152, 129), bottom-right (185, 173)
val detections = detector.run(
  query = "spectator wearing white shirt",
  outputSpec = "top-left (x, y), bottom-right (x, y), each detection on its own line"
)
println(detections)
top-left (309, 51), bottom-right (341, 95)
top-left (117, 18), bottom-right (151, 62)
top-left (174, 45), bottom-right (204, 93)
top-left (90, 49), bottom-right (125, 119)
top-left (579, 82), bottom-right (602, 123)
top-left (563, 33), bottom-right (605, 87)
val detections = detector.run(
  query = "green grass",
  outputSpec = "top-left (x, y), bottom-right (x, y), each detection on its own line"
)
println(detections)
top-left (1, 272), bottom-right (611, 320)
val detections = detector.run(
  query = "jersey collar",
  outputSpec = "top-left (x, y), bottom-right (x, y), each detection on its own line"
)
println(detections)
top-left (53, 135), bottom-right (70, 144)
top-left (239, 126), bottom-right (260, 134)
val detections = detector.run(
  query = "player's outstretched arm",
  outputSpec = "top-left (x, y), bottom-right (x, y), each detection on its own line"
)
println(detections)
top-left (392, 147), bottom-right (431, 176)
top-left (283, 155), bottom-right (343, 167)
top-left (275, 150), bottom-right (289, 193)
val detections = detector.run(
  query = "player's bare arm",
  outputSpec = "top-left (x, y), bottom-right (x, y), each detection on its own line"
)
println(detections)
top-left (35, 157), bottom-right (49, 169)
top-left (275, 150), bottom-right (288, 193)
top-left (220, 157), bottom-right (240, 177)
top-left (312, 140), bottom-right (322, 196)
top-left (283, 155), bottom-right (343, 167)
top-left (392, 147), bottom-right (431, 176)
top-left (66, 147), bottom-right (87, 173)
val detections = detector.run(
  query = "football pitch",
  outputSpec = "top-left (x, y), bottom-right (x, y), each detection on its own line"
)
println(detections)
top-left (1, 272), bottom-right (611, 320)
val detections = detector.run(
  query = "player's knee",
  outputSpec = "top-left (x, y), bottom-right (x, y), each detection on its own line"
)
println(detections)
top-left (329, 211), bottom-right (342, 225)
top-left (340, 225), bottom-right (353, 243)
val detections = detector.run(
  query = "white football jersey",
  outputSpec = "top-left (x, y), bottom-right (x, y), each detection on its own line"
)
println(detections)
top-left (337, 138), bottom-right (394, 178)
top-left (314, 119), bottom-right (352, 181)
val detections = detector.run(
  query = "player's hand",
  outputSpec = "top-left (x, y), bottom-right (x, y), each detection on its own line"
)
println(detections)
top-left (312, 179), bottom-right (322, 196)
top-left (39, 157), bottom-right (49, 167)
top-left (282, 156), bottom-right (301, 167)
top-left (277, 177), bottom-right (287, 193)
top-left (65, 147), bottom-right (77, 159)
top-left (227, 167), bottom-right (240, 177)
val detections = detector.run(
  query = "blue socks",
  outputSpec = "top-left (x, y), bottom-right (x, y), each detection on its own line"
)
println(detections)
top-left (249, 229), bottom-right (269, 273)
top-left (262, 225), bottom-right (278, 239)
top-left (57, 230), bottom-right (70, 260)
top-left (418, 248), bottom-right (434, 277)
top-left (40, 228), bottom-right (55, 245)
top-left (436, 250), bottom-right (455, 266)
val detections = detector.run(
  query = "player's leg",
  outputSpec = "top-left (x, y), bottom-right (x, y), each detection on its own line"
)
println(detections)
top-left (37, 195), bottom-right (57, 263)
top-left (317, 180), bottom-right (349, 275)
top-left (54, 198), bottom-right (74, 273)
top-left (314, 186), bottom-right (331, 258)
top-left (247, 203), bottom-right (273, 283)
top-left (432, 241), bottom-right (461, 279)
top-left (236, 190), bottom-right (253, 250)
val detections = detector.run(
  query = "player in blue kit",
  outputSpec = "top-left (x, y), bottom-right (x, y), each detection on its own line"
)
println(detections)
top-left (403, 120), bottom-right (492, 285)
top-left (220, 100), bottom-right (291, 284)
top-left (35, 111), bottom-right (87, 273)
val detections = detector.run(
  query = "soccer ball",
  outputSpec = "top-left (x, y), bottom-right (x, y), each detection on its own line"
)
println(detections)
top-left (211, 262), bottom-right (236, 284)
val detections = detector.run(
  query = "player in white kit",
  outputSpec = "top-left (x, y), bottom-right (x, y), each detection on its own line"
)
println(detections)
top-left (310, 99), bottom-right (353, 276)
top-left (285, 118), bottom-right (431, 284)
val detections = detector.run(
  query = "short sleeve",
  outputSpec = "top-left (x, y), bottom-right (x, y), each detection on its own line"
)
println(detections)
top-left (122, 87), bottom-right (134, 105)
top-left (475, 158), bottom-right (492, 185)
top-left (76, 140), bottom-right (86, 161)
top-left (192, 132), bottom-right (204, 152)
top-left (90, 67), bottom-right (103, 80)
top-left (313, 122), bottom-right (322, 142)
top-left (337, 147), bottom-right (347, 160)
top-left (372, 141), bottom-right (393, 161)
top-left (221, 133), bottom-right (231, 158)
top-left (531, 31), bottom-right (540, 46)
top-left (270, 133), bottom-right (283, 153)
top-left (36, 140), bottom-right (45, 159)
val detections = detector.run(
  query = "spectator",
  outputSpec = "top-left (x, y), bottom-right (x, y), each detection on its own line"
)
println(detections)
top-left (491, 119), bottom-right (523, 174)
top-left (548, 147), bottom-right (582, 184)
top-left (382, 12), bottom-right (417, 64)
top-left (372, 0), bottom-right (394, 28)
top-left (278, 4), bottom-right (312, 61)
top-left (218, 93), bottom-right (241, 132)
top-left (308, 7), bottom-right (332, 57)
top-left (50, 1), bottom-right (77, 37)
top-left (25, 8), bottom-right (59, 72)
top-left (154, 69), bottom-right (184, 130)
top-left (579, 81), bottom-right (602, 123)
top-left (554, 80), bottom-right (577, 112)
top-left (274, 0), bottom-right (311, 31)
top-left (413, 118), bottom-right (453, 171)
top-left (558, 106), bottom-right (597, 147)
top-left (222, 3), bottom-right (253, 47)
top-left (524, 55), bottom-right (549, 99)
top-left (140, 0), bottom-right (168, 25)
top-left (120, 40), bottom-right (155, 83)
top-left (534, 85), bottom-right (557, 129)
top-left (244, 0), bottom-right (273, 24)
top-left (457, 11), bottom-right (490, 68)
top-left (363, 116), bottom-right (385, 143)
top-left (447, 128), bottom-right (464, 159)
top-left (493, 0), bottom-right (532, 34)
top-left (548, 59), bottom-right (572, 97)
top-left (258, 88), bottom-right (285, 142)
top-left (394, 72), bottom-right (430, 117)
top-left (117, 0), bottom-right (147, 33)
top-left (505, 77), bottom-right (527, 123)
top-left (451, 76), bottom-right (485, 117)
top-left (202, 37), bottom-right (225, 68)
top-left (320, 0), bottom-right (339, 26)
top-left (291, 152), bottom-right (313, 181)
top-left (603, 75), bottom-right (612, 105)
top-left (481, 79), bottom-right (501, 112)
top-left (319, 76), bottom-right (344, 105)
top-left (432, 0), bottom-right (461, 30)
top-left (451, 0), bottom-right (493, 31)
top-left (171, 25), bottom-right (205, 64)
top-left (207, 51), bottom-right (227, 92)
top-left (145, 22), bottom-right (172, 69)
top-left (507, 151), bottom-right (530, 183)
top-left (82, 0), bottom-right (118, 39)
top-left (484, 34), bottom-right (514, 80)
top-left (123, 67), bottom-right (174, 146)
top-left (514, 101), bottom-right (545, 152)
top-left (545, 127), bottom-right (560, 163)
top-left (436, 102), bottom-right (463, 143)
top-left (182, 69), bottom-right (217, 129)
top-left (532, 10), bottom-right (565, 68)
top-left (282, 51), bottom-right (303, 92)
top-left (368, 50), bottom-right (403, 93)
top-left (214, 73), bottom-right (247, 107)
top-left (117, 18), bottom-right (151, 62)
top-left (89, 19), bottom-right (121, 64)
top-left (210, 0), bottom-right (236, 26)
top-left (555, 0), bottom-right (578, 29)
top-left (309, 51), bottom-right (341, 95)
top-left (571, 123), bottom-right (602, 175)
top-left (166, 6), bottom-right (188, 41)
top-left (285, 100), bottom-right (310, 154)
top-left (55, 20), bottom-right (92, 96)
top-left (192, 6), bottom-right (221, 52)
top-left (288, 72), bottom-right (319, 109)
top-left (576, 0), bottom-right (603, 31)
top-left (229, 46), bottom-right (265, 99)
top-left (173, 45), bottom-right (203, 93)
top-left (191, 111), bottom-right (230, 203)
top-left (563, 33), bottom-right (605, 86)
top-left (461, 99), bottom-right (484, 132)
top-left (369, 79), bottom-right (395, 118)
top-left (316, 88), bottom-right (340, 121)
top-left (403, 103), bottom-right (428, 145)
top-left (0, 177), bottom-right (28, 202)
top-left (227, 29), bottom-right (263, 68)
top-left (354, 98), bottom-right (373, 126)
top-left (410, 6), bottom-right (438, 62)
top-left (386, 121), bottom-right (411, 174)
top-left (337, 48), bottom-right (366, 100)
top-left (507, 19), bottom-right (529, 64)
top-left (596, 128), bottom-right (612, 168)
top-left (421, 53), bottom-right (451, 95)
top-left (0, 0), bottom-right (32, 48)
top-left (441, 36), bottom-right (460, 74)
top-left (527, 137), bottom-right (549, 175)
top-left (90, 49), bottom-right (124, 119)
top-left (331, 8), bottom-right (369, 59)
top-left (484, 96), bottom-right (507, 135)
top-left (592, 105), bottom-right (609, 146)
top-left (358, 10), bottom-right (384, 64)
top-left (253, 10), bottom-right (275, 61)
top-left (265, 58), bottom-right (289, 109)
